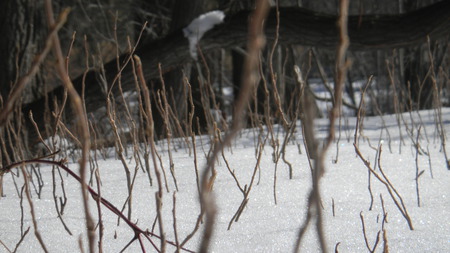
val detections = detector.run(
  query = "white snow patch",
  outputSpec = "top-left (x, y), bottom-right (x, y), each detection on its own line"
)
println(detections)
top-left (183, 10), bottom-right (225, 60)
top-left (1, 109), bottom-right (450, 252)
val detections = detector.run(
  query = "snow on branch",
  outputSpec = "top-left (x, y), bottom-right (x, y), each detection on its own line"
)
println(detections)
top-left (183, 10), bottom-right (225, 60)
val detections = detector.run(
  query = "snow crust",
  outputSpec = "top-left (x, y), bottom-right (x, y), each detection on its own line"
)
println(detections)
top-left (1, 109), bottom-right (449, 252)
top-left (183, 10), bottom-right (225, 60)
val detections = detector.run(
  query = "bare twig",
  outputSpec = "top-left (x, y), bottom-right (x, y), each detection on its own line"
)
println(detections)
top-left (353, 139), bottom-right (414, 229)
top-left (294, 1), bottom-right (350, 252)
top-left (22, 167), bottom-right (49, 253)
top-left (334, 242), bottom-right (341, 253)
top-left (414, 127), bottom-right (423, 207)
top-left (12, 226), bottom-right (30, 253)
top-left (172, 192), bottom-right (181, 253)
top-left (197, 1), bottom-right (269, 252)
top-left (382, 229), bottom-right (389, 253)
top-left (268, 0), bottom-right (289, 128)
top-left (360, 211), bottom-right (381, 253)
top-left (0, 239), bottom-right (12, 253)
top-left (134, 55), bottom-right (167, 251)
top-left (43, 1), bottom-right (95, 251)
top-left (228, 136), bottom-right (267, 230)
top-left (157, 64), bottom-right (179, 191)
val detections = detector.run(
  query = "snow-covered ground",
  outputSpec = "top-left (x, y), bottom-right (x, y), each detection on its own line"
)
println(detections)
top-left (1, 109), bottom-right (449, 252)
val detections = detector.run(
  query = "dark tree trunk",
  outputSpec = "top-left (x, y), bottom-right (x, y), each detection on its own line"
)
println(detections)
top-left (0, 0), bottom-right (46, 103)
top-left (0, 0), bottom-right (48, 194)
top-left (0, 0), bottom-right (47, 152)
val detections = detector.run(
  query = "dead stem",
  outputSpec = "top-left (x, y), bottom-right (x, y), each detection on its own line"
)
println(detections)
top-left (334, 242), bottom-right (341, 253)
top-left (414, 127), bottom-right (423, 207)
top-left (51, 165), bottom-right (73, 235)
top-left (29, 111), bottom-right (51, 153)
top-left (379, 194), bottom-right (388, 229)
top-left (105, 98), bottom-right (133, 218)
top-left (197, 1), bottom-right (269, 252)
top-left (0, 239), bottom-right (12, 253)
top-left (22, 167), bottom-right (49, 253)
top-left (198, 48), bottom-right (226, 132)
top-left (158, 64), bottom-right (179, 191)
top-left (293, 66), bottom-right (313, 175)
top-left (228, 136), bottom-right (267, 230)
top-left (172, 192), bottom-right (181, 253)
top-left (31, 110), bottom-right (73, 234)
top-left (94, 167), bottom-right (104, 253)
top-left (294, 1), bottom-right (350, 252)
top-left (268, 0), bottom-right (289, 128)
top-left (155, 192), bottom-right (166, 252)
top-left (382, 229), bottom-right (389, 253)
top-left (134, 55), bottom-right (167, 251)
top-left (353, 138), bottom-right (414, 230)
top-left (222, 150), bottom-right (245, 194)
top-left (13, 226), bottom-right (31, 252)
top-left (133, 59), bottom-right (154, 188)
top-left (386, 58), bottom-right (405, 153)
top-left (19, 185), bottom-right (25, 236)
top-left (43, 1), bottom-right (95, 251)
top-left (332, 198), bottom-right (335, 217)
top-left (360, 211), bottom-right (381, 253)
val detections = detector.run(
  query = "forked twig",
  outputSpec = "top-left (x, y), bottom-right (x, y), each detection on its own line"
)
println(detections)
top-left (360, 211), bottom-right (381, 253)
top-left (353, 103), bottom-right (414, 230)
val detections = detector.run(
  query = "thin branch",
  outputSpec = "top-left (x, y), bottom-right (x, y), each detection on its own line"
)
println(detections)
top-left (43, 1), bottom-right (94, 251)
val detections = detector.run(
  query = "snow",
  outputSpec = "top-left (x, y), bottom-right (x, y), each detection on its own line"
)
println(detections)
top-left (1, 109), bottom-right (450, 252)
top-left (183, 11), bottom-right (225, 60)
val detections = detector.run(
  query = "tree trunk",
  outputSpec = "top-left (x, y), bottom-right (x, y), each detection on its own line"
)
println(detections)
top-left (0, 0), bottom-right (47, 150)
top-left (0, 0), bottom-right (46, 103)
top-left (0, 0), bottom-right (47, 194)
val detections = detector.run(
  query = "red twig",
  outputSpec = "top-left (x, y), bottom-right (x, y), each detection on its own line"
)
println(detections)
top-left (1, 158), bottom-right (194, 253)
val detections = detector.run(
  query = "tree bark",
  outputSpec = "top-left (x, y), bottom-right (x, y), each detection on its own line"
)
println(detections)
top-left (0, 0), bottom-right (46, 102)
top-left (23, 1), bottom-right (450, 140)
top-left (0, 0), bottom-right (48, 159)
